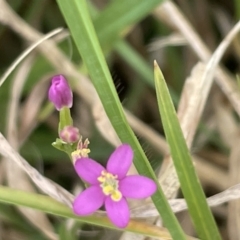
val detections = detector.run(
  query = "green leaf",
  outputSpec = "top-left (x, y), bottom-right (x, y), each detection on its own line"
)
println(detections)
top-left (154, 61), bottom-right (222, 240)
top-left (56, 0), bottom-right (187, 239)
top-left (0, 186), bottom-right (188, 240)
top-left (89, 1), bottom-right (180, 105)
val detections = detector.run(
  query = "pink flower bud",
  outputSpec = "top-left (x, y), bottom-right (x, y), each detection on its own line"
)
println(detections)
top-left (59, 126), bottom-right (79, 143)
top-left (48, 75), bottom-right (73, 111)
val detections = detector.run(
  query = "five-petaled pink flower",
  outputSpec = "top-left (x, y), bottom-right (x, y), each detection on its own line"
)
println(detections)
top-left (73, 144), bottom-right (157, 228)
top-left (48, 75), bottom-right (73, 111)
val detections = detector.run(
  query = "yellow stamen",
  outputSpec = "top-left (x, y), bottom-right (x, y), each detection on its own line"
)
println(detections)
top-left (98, 171), bottom-right (122, 202)
top-left (103, 185), bottom-right (114, 195)
top-left (111, 190), bottom-right (122, 201)
top-left (71, 148), bottom-right (90, 161)
top-left (97, 176), bottom-right (105, 183)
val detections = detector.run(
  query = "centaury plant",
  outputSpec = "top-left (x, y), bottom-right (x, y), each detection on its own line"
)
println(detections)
top-left (48, 75), bottom-right (157, 229)
top-left (1, 0), bottom-right (237, 239)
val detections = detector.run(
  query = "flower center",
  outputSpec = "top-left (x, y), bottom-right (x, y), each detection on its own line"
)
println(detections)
top-left (97, 171), bottom-right (122, 201)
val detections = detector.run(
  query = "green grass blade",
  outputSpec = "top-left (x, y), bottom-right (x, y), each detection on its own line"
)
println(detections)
top-left (154, 61), bottom-right (222, 240)
top-left (88, 0), bottom-right (181, 105)
top-left (56, 0), bottom-right (187, 239)
top-left (0, 186), bottom-right (190, 240)
top-left (88, 1), bottom-right (178, 104)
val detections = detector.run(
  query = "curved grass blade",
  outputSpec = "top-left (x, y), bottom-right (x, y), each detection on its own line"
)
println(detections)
top-left (154, 61), bottom-right (222, 240)
top-left (0, 186), bottom-right (197, 240)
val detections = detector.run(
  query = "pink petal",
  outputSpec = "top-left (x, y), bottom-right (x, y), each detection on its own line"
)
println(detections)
top-left (74, 158), bottom-right (105, 184)
top-left (106, 144), bottom-right (133, 179)
top-left (73, 185), bottom-right (105, 215)
top-left (119, 175), bottom-right (157, 199)
top-left (105, 197), bottom-right (130, 228)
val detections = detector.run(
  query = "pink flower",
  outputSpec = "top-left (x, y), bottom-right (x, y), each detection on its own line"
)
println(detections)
top-left (48, 75), bottom-right (73, 111)
top-left (73, 144), bottom-right (157, 228)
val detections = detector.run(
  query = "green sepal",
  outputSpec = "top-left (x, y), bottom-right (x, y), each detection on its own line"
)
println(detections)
top-left (52, 138), bottom-right (76, 157)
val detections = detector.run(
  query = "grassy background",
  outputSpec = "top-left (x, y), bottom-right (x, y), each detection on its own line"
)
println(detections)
top-left (0, 0), bottom-right (240, 239)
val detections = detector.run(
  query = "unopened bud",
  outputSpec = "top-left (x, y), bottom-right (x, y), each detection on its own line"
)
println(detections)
top-left (48, 75), bottom-right (73, 111)
top-left (59, 126), bottom-right (79, 143)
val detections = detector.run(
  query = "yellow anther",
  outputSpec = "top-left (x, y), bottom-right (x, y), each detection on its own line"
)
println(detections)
top-left (72, 148), bottom-right (90, 157)
top-left (103, 185), bottom-right (114, 195)
top-left (81, 148), bottom-right (90, 157)
top-left (97, 176), bottom-right (105, 183)
top-left (111, 190), bottom-right (122, 201)
top-left (98, 171), bottom-right (122, 201)
top-left (106, 172), bottom-right (112, 178)
top-left (71, 148), bottom-right (91, 163)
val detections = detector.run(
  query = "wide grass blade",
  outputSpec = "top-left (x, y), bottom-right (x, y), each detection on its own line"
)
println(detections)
top-left (154, 61), bottom-right (222, 240)
top-left (0, 186), bottom-right (197, 240)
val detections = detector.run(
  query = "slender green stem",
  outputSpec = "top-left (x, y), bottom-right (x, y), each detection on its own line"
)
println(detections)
top-left (58, 107), bottom-right (73, 133)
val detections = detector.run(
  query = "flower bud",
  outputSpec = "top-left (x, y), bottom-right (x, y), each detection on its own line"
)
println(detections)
top-left (59, 126), bottom-right (79, 143)
top-left (48, 75), bottom-right (73, 111)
